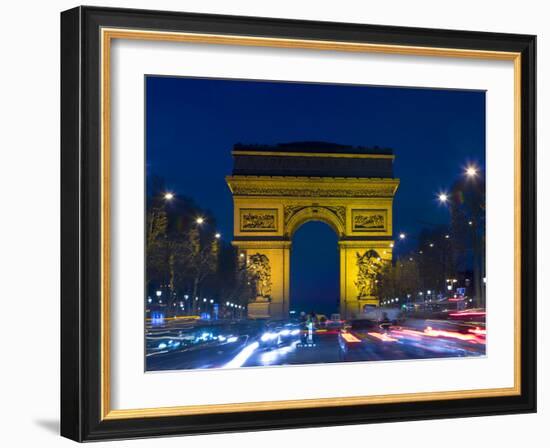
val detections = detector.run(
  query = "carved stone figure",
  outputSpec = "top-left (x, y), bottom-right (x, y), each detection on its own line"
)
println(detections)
top-left (355, 250), bottom-right (383, 299)
top-left (247, 253), bottom-right (272, 299)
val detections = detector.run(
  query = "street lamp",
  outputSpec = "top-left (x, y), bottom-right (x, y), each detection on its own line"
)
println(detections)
top-left (215, 232), bottom-right (221, 239)
top-left (465, 165), bottom-right (478, 178)
top-left (438, 192), bottom-right (449, 203)
top-left (163, 192), bottom-right (174, 201)
top-left (196, 217), bottom-right (204, 225)
top-left (399, 233), bottom-right (406, 240)
top-left (156, 290), bottom-right (162, 297)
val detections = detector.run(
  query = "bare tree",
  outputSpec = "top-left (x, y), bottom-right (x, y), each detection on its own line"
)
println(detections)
top-left (181, 226), bottom-right (219, 314)
top-left (449, 176), bottom-right (486, 307)
top-left (146, 205), bottom-right (168, 289)
top-left (377, 256), bottom-right (421, 303)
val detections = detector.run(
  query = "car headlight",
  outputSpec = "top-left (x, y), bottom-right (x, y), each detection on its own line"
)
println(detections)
top-left (261, 332), bottom-right (276, 342)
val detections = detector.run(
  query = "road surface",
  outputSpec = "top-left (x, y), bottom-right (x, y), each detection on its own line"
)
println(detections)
top-left (145, 317), bottom-right (486, 371)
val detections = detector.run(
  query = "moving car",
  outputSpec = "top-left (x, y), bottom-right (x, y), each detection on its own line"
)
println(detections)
top-left (448, 308), bottom-right (486, 322)
top-left (259, 321), bottom-right (301, 349)
top-left (339, 319), bottom-right (376, 360)
top-left (338, 319), bottom-right (396, 360)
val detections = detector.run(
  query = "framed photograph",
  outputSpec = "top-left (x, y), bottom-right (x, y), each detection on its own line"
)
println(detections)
top-left (61, 6), bottom-right (536, 441)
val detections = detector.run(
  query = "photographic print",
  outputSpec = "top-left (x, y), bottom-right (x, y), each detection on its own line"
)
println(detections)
top-left (61, 9), bottom-right (536, 440)
top-left (144, 76), bottom-right (486, 372)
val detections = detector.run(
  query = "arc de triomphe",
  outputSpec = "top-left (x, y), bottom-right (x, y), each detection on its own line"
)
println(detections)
top-left (226, 142), bottom-right (399, 319)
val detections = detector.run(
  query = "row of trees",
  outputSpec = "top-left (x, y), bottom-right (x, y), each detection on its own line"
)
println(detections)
top-left (146, 178), bottom-right (254, 316)
top-left (375, 227), bottom-right (454, 301)
top-left (375, 171), bottom-right (486, 307)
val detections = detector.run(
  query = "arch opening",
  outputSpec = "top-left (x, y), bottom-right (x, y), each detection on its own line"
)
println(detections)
top-left (290, 221), bottom-right (340, 317)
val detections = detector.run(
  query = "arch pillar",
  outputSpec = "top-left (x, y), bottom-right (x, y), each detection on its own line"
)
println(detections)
top-left (232, 240), bottom-right (291, 319)
top-left (339, 240), bottom-right (394, 319)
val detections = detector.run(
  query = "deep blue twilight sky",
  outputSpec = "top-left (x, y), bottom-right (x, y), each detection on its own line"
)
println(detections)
top-left (146, 76), bottom-right (485, 315)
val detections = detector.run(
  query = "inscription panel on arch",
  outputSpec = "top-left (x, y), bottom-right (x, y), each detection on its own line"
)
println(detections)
top-left (351, 209), bottom-right (387, 232)
top-left (239, 208), bottom-right (279, 232)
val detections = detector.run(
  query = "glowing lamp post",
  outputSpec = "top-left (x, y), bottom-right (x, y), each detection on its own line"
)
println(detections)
top-left (465, 166), bottom-right (478, 178)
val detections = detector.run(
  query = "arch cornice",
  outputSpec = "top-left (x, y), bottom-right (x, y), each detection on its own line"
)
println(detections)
top-left (226, 175), bottom-right (400, 198)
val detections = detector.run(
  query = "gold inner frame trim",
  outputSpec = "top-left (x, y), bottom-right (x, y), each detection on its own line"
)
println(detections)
top-left (100, 27), bottom-right (522, 420)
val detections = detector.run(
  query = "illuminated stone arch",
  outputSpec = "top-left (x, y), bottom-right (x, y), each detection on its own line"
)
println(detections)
top-left (226, 142), bottom-right (400, 319)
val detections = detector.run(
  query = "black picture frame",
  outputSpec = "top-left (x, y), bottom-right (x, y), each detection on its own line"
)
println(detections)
top-left (61, 6), bottom-right (536, 442)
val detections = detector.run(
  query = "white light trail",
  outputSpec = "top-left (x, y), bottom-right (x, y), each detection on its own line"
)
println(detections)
top-left (223, 342), bottom-right (259, 369)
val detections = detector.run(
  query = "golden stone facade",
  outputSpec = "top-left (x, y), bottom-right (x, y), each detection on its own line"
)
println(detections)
top-left (227, 144), bottom-right (399, 319)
